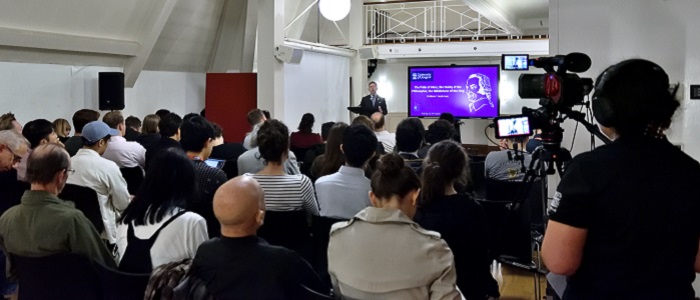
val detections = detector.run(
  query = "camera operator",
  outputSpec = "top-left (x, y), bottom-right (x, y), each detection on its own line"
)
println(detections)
top-left (541, 59), bottom-right (700, 299)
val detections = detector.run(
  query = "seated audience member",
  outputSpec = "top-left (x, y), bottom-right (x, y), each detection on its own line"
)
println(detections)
top-left (117, 148), bottom-right (208, 273)
top-left (102, 111), bottom-right (147, 169)
top-left (183, 113), bottom-right (200, 122)
top-left (64, 109), bottom-right (100, 156)
top-left (290, 113), bottom-right (322, 150)
top-left (315, 125), bottom-right (376, 219)
top-left (439, 112), bottom-right (462, 143)
top-left (0, 144), bottom-right (117, 278)
top-left (0, 112), bottom-right (22, 132)
top-left (0, 130), bottom-right (30, 208)
top-left (542, 59), bottom-right (700, 299)
top-left (136, 114), bottom-right (161, 150)
top-left (370, 112), bottom-right (395, 153)
top-left (414, 140), bottom-right (499, 299)
top-left (246, 119), bottom-right (318, 215)
top-left (18, 119), bottom-right (61, 181)
top-left (237, 143), bottom-right (301, 177)
top-left (124, 115), bottom-right (141, 142)
top-left (418, 119), bottom-right (457, 158)
top-left (181, 116), bottom-right (227, 238)
top-left (145, 113), bottom-right (182, 169)
top-left (247, 120), bottom-right (318, 215)
top-left (302, 121), bottom-right (334, 176)
top-left (209, 123), bottom-right (247, 179)
top-left (351, 115), bottom-right (385, 154)
top-left (155, 109), bottom-right (171, 119)
top-left (243, 109), bottom-right (267, 149)
top-left (310, 122), bottom-right (348, 180)
top-left (53, 118), bottom-right (72, 143)
top-left (67, 121), bottom-right (130, 251)
top-left (395, 118), bottom-right (425, 173)
top-left (190, 176), bottom-right (326, 299)
top-left (526, 129), bottom-right (543, 153)
top-left (328, 153), bottom-right (461, 299)
top-left (484, 136), bottom-right (531, 181)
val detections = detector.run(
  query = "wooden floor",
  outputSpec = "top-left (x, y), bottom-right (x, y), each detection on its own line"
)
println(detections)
top-left (494, 262), bottom-right (547, 300)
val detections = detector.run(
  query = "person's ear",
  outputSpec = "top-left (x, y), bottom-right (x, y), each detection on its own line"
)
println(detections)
top-left (40, 138), bottom-right (49, 146)
top-left (339, 144), bottom-right (345, 154)
top-left (256, 210), bottom-right (265, 226)
top-left (369, 191), bottom-right (380, 207)
top-left (410, 188), bottom-right (421, 207)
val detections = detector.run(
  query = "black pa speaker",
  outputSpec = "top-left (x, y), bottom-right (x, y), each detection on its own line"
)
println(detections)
top-left (98, 72), bottom-right (125, 110)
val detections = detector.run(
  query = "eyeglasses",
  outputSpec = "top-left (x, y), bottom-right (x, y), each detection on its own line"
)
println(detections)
top-left (1, 144), bottom-right (21, 164)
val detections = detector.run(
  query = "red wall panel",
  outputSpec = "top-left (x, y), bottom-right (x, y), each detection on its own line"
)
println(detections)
top-left (205, 73), bottom-right (257, 143)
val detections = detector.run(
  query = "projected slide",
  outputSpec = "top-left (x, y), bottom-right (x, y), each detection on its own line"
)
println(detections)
top-left (408, 65), bottom-right (500, 119)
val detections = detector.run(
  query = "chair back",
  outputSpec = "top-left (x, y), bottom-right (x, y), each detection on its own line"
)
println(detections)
top-left (120, 167), bottom-right (144, 195)
top-left (258, 211), bottom-right (312, 261)
top-left (12, 253), bottom-right (101, 300)
top-left (59, 184), bottom-right (104, 233)
top-left (96, 261), bottom-right (150, 300)
top-left (311, 215), bottom-right (346, 286)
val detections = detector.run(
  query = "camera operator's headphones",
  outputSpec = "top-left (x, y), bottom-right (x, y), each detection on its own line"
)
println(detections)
top-left (591, 59), bottom-right (669, 127)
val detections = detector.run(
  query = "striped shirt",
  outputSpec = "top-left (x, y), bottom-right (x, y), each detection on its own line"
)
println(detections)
top-left (246, 173), bottom-right (319, 215)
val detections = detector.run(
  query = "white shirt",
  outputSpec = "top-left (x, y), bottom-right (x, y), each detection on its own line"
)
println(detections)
top-left (375, 130), bottom-right (396, 153)
top-left (102, 136), bottom-right (146, 169)
top-left (243, 123), bottom-right (262, 150)
top-left (67, 148), bottom-right (131, 244)
top-left (116, 209), bottom-right (208, 268)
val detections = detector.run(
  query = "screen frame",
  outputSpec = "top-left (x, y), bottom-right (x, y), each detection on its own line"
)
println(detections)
top-left (493, 114), bottom-right (533, 139)
top-left (407, 64), bottom-right (501, 119)
top-left (501, 54), bottom-right (530, 71)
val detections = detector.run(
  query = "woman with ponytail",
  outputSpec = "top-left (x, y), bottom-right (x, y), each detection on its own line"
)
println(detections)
top-left (414, 140), bottom-right (499, 299)
top-left (327, 153), bottom-right (462, 300)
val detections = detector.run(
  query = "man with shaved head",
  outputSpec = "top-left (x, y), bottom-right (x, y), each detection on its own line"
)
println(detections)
top-left (190, 175), bottom-right (327, 299)
top-left (0, 144), bottom-right (116, 280)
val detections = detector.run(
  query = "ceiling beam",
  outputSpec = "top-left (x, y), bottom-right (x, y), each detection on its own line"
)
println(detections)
top-left (285, 0), bottom-right (317, 40)
top-left (463, 0), bottom-right (523, 35)
top-left (123, 0), bottom-right (179, 87)
top-left (208, 0), bottom-right (258, 73)
top-left (0, 26), bottom-right (139, 56)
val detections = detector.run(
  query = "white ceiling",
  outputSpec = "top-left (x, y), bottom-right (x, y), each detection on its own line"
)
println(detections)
top-left (0, 0), bottom-right (549, 84)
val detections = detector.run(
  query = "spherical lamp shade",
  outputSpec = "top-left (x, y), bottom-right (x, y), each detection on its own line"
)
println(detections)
top-left (319, 0), bottom-right (351, 22)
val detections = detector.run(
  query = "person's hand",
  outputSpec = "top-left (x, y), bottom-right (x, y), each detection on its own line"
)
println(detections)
top-left (378, 106), bottom-right (383, 113)
top-left (499, 139), bottom-right (508, 150)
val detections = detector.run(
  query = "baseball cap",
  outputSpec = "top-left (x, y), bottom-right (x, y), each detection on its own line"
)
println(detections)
top-left (81, 121), bottom-right (120, 144)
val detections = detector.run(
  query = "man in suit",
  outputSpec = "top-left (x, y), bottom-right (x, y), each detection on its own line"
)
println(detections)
top-left (359, 81), bottom-right (388, 117)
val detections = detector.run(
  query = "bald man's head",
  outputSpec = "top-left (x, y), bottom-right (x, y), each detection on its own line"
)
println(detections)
top-left (213, 175), bottom-right (265, 236)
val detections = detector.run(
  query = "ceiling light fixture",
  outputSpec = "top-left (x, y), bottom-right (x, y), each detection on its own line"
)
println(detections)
top-left (319, 0), bottom-right (351, 22)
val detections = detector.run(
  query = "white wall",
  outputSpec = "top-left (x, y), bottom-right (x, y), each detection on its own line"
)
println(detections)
top-left (0, 61), bottom-right (205, 127)
top-left (368, 57), bottom-right (544, 144)
top-left (283, 51), bottom-right (351, 130)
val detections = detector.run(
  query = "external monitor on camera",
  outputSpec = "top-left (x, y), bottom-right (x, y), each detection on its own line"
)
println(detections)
top-left (502, 54), bottom-right (530, 71)
top-left (494, 114), bottom-right (532, 139)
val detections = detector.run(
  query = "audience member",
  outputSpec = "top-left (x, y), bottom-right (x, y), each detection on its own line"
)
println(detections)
top-left (136, 114), bottom-right (161, 150)
top-left (18, 119), bottom-right (61, 181)
top-left (315, 125), bottom-right (376, 219)
top-left (124, 115), bottom-right (141, 142)
top-left (370, 112), bottom-right (395, 153)
top-left (395, 117), bottom-right (425, 173)
top-left (102, 111), bottom-right (147, 169)
top-left (526, 129), bottom-right (543, 153)
top-left (302, 121), bottom-right (334, 177)
top-left (415, 140), bottom-right (499, 299)
top-left (209, 123), bottom-right (247, 179)
top-left (145, 112), bottom-right (182, 169)
top-left (155, 109), bottom-right (171, 119)
top-left (183, 112), bottom-right (200, 122)
top-left (439, 112), bottom-right (462, 143)
top-left (200, 108), bottom-right (205, 118)
top-left (418, 119), bottom-right (457, 158)
top-left (484, 136), bottom-right (531, 181)
top-left (0, 143), bottom-right (116, 282)
top-left (180, 116), bottom-right (227, 238)
top-left (290, 113), bottom-right (322, 149)
top-left (0, 130), bottom-right (30, 208)
top-left (64, 109), bottom-right (100, 156)
top-left (542, 59), bottom-right (700, 299)
top-left (117, 148), bottom-right (208, 273)
top-left (67, 121), bottom-right (130, 252)
top-left (190, 176), bottom-right (326, 299)
top-left (328, 153), bottom-right (461, 299)
top-left (237, 145), bottom-right (301, 177)
top-left (310, 122), bottom-right (348, 180)
top-left (0, 113), bottom-right (21, 132)
top-left (262, 110), bottom-right (271, 120)
top-left (53, 118), bottom-right (72, 143)
top-left (243, 109), bottom-right (266, 149)
top-left (247, 120), bottom-right (319, 215)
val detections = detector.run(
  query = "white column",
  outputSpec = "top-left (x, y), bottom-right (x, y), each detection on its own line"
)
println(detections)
top-left (349, 0), bottom-right (367, 107)
top-left (257, 0), bottom-right (285, 118)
